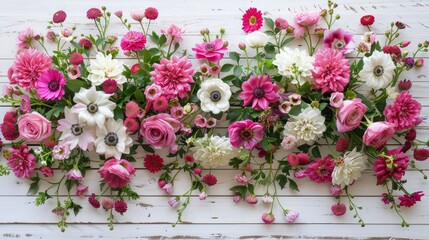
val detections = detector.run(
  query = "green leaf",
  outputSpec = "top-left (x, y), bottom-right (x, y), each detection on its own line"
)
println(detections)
top-left (134, 89), bottom-right (145, 102)
top-left (247, 184), bottom-right (255, 194)
top-left (66, 79), bottom-right (88, 93)
top-left (159, 34), bottom-right (167, 46)
top-left (150, 31), bottom-right (159, 43)
top-left (233, 66), bottom-right (242, 77)
top-left (281, 37), bottom-right (295, 47)
top-left (319, 102), bottom-right (328, 111)
top-left (221, 64), bottom-right (234, 72)
top-left (264, 17), bottom-right (274, 30)
top-left (28, 181), bottom-right (39, 195)
top-left (142, 144), bottom-right (155, 153)
top-left (288, 178), bottom-right (300, 191)
top-left (229, 52), bottom-right (240, 62)
top-left (276, 174), bottom-right (288, 189)
top-left (229, 157), bottom-right (244, 169)
top-left (229, 185), bottom-right (247, 197)
top-left (264, 43), bottom-right (276, 54)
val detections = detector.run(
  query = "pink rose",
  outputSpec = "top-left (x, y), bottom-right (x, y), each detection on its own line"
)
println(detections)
top-left (98, 159), bottom-right (136, 189)
top-left (330, 92), bottom-right (344, 108)
top-left (336, 99), bottom-right (367, 132)
top-left (140, 113), bottom-right (180, 152)
top-left (294, 12), bottom-right (320, 27)
top-left (363, 121), bottom-right (395, 148)
top-left (18, 112), bottom-right (52, 141)
top-left (67, 169), bottom-right (83, 181)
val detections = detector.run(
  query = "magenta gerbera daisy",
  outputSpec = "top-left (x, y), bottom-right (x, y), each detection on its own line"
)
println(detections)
top-left (120, 31), bottom-right (147, 52)
top-left (239, 75), bottom-right (279, 110)
top-left (36, 70), bottom-right (66, 100)
top-left (242, 7), bottom-right (263, 33)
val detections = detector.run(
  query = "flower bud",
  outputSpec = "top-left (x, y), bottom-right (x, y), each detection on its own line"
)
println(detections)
top-left (238, 42), bottom-right (246, 50)
top-left (400, 40), bottom-right (411, 48)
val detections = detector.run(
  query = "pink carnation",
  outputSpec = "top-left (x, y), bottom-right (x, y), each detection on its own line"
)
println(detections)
top-left (7, 145), bottom-right (36, 178)
top-left (373, 147), bottom-right (409, 184)
top-left (99, 159), bottom-right (136, 189)
top-left (323, 29), bottom-right (355, 54)
top-left (150, 56), bottom-right (194, 99)
top-left (36, 70), bottom-right (66, 100)
top-left (384, 91), bottom-right (421, 131)
top-left (120, 31), bottom-right (147, 52)
top-left (17, 28), bottom-right (34, 49)
top-left (304, 156), bottom-right (335, 183)
top-left (192, 39), bottom-right (227, 63)
top-left (161, 24), bottom-right (184, 45)
top-left (140, 114), bottom-right (180, 153)
top-left (228, 120), bottom-right (264, 150)
top-left (12, 49), bottom-right (52, 91)
top-left (312, 48), bottom-right (350, 93)
top-left (239, 75), bottom-right (280, 110)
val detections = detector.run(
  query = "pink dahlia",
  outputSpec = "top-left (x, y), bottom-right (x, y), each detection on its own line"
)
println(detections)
top-left (239, 75), bottom-right (280, 110)
top-left (120, 31), bottom-right (147, 52)
top-left (312, 48), bottom-right (350, 93)
top-left (12, 49), bottom-right (52, 90)
top-left (323, 29), bottom-right (355, 54)
top-left (7, 145), bottom-right (36, 178)
top-left (36, 70), bottom-right (66, 100)
top-left (228, 120), bottom-right (264, 149)
top-left (17, 28), bottom-right (34, 49)
top-left (99, 159), bottom-right (136, 189)
top-left (192, 39), bottom-right (227, 63)
top-left (150, 56), bottom-right (195, 99)
top-left (242, 8), bottom-right (263, 33)
top-left (161, 24), bottom-right (184, 45)
top-left (304, 156), bottom-right (335, 183)
top-left (384, 91), bottom-right (421, 131)
top-left (373, 147), bottom-right (409, 184)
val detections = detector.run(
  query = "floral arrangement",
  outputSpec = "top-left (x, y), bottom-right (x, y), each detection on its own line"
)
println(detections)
top-left (1, 1), bottom-right (428, 231)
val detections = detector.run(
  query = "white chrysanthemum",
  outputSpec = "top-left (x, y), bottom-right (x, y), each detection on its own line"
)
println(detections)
top-left (192, 135), bottom-right (236, 168)
top-left (332, 148), bottom-right (367, 188)
top-left (87, 52), bottom-right (127, 87)
top-left (273, 47), bottom-right (314, 85)
top-left (72, 86), bottom-right (115, 129)
top-left (197, 78), bottom-right (231, 114)
top-left (359, 51), bottom-right (395, 90)
top-left (94, 118), bottom-right (133, 159)
top-left (283, 107), bottom-right (326, 145)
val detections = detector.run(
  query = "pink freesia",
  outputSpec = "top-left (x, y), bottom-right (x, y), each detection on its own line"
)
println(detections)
top-left (228, 120), bottom-right (264, 149)
top-left (336, 98), bottom-right (367, 132)
top-left (120, 31), bottom-right (147, 51)
top-left (294, 12), bottom-right (320, 27)
top-left (161, 24), bottom-right (184, 45)
top-left (312, 48), bottom-right (350, 93)
top-left (239, 75), bottom-right (280, 110)
top-left (384, 91), bottom-right (421, 131)
top-left (192, 39), bottom-right (227, 63)
top-left (98, 159), bottom-right (136, 189)
top-left (363, 121), bottom-right (395, 148)
top-left (7, 145), bottom-right (36, 179)
top-left (36, 70), bottom-right (66, 100)
top-left (12, 49), bottom-right (52, 90)
top-left (323, 29), bottom-right (355, 54)
top-left (140, 114), bottom-right (180, 152)
top-left (18, 111), bottom-right (52, 141)
top-left (17, 27), bottom-right (34, 49)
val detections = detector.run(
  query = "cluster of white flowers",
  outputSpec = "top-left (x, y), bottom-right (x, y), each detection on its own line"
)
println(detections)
top-left (192, 134), bottom-right (236, 168)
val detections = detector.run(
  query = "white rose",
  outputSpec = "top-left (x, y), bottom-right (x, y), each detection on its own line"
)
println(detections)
top-left (245, 31), bottom-right (268, 48)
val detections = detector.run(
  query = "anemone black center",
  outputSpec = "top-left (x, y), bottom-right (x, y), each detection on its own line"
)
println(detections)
top-left (104, 132), bottom-right (118, 146)
top-left (87, 103), bottom-right (98, 113)
top-left (253, 87), bottom-right (265, 98)
top-left (374, 65), bottom-right (384, 77)
top-left (210, 91), bottom-right (222, 102)
top-left (71, 124), bottom-right (83, 136)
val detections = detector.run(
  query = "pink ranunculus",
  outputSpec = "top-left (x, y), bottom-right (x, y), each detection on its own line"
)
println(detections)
top-left (363, 122), bottom-right (395, 148)
top-left (294, 12), bottom-right (320, 27)
top-left (228, 120), bottom-right (264, 149)
top-left (98, 159), bottom-right (136, 189)
top-left (336, 98), bottom-right (367, 132)
top-left (140, 114), bottom-right (180, 152)
top-left (18, 112), bottom-right (52, 141)
top-left (330, 92), bottom-right (344, 108)
top-left (192, 39), bottom-right (227, 63)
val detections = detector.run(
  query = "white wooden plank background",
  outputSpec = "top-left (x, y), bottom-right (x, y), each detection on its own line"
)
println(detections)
top-left (1, 0), bottom-right (429, 239)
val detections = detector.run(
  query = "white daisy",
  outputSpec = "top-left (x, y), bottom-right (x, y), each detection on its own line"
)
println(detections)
top-left (72, 86), bottom-right (116, 129)
top-left (273, 47), bottom-right (314, 85)
top-left (332, 148), bottom-right (367, 188)
top-left (87, 52), bottom-right (127, 87)
top-left (57, 107), bottom-right (96, 151)
top-left (359, 51), bottom-right (395, 90)
top-left (94, 118), bottom-right (133, 159)
top-left (192, 134), bottom-right (236, 168)
top-left (197, 78), bottom-right (231, 114)
top-left (283, 107), bottom-right (326, 145)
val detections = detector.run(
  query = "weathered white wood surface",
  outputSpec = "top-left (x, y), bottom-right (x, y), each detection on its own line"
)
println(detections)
top-left (1, 0), bottom-right (429, 239)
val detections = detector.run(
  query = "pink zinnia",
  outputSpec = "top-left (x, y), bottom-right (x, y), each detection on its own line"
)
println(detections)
top-left (7, 145), bottom-right (36, 179)
top-left (323, 29), bottom-right (355, 54)
top-left (161, 24), bottom-right (184, 45)
top-left (192, 39), bottom-right (227, 63)
top-left (125, 101), bottom-right (139, 118)
top-left (36, 70), bottom-right (66, 100)
top-left (242, 8), bottom-right (263, 33)
top-left (331, 203), bottom-right (347, 216)
top-left (312, 48), bottom-right (350, 93)
top-left (228, 120), bottom-right (264, 149)
top-left (384, 91), bottom-right (421, 131)
top-left (240, 75), bottom-right (280, 110)
top-left (304, 156), bottom-right (335, 183)
top-left (99, 159), bottom-right (136, 189)
top-left (373, 147), bottom-right (409, 184)
top-left (13, 49), bottom-right (52, 90)
top-left (120, 31), bottom-right (147, 52)
top-left (102, 79), bottom-right (118, 94)
top-left (150, 56), bottom-right (195, 99)
top-left (17, 28), bottom-right (34, 49)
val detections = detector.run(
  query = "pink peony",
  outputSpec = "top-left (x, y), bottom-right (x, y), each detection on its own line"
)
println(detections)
top-left (150, 56), bottom-right (194, 99)
top-left (161, 24), bottom-right (184, 45)
top-left (228, 120), bottom-right (264, 150)
top-left (18, 112), bottom-right (52, 141)
top-left (192, 39), bottom-right (227, 63)
top-left (17, 28), bottom-right (34, 49)
top-left (373, 147), bottom-right (409, 184)
top-left (120, 31), bottom-right (147, 52)
top-left (140, 114), bottom-right (180, 152)
top-left (99, 159), bottom-right (136, 189)
top-left (294, 12), bottom-right (320, 27)
top-left (12, 49), bottom-right (52, 90)
top-left (323, 29), bottom-right (355, 54)
top-left (242, 8), bottom-right (263, 33)
top-left (36, 70), bottom-right (66, 100)
top-left (384, 91), bottom-right (421, 131)
top-left (363, 121), bottom-right (395, 148)
top-left (304, 156), bottom-right (335, 183)
top-left (239, 75), bottom-right (280, 110)
top-left (7, 145), bottom-right (36, 178)
top-left (312, 48), bottom-right (350, 93)
top-left (336, 98), bottom-right (367, 132)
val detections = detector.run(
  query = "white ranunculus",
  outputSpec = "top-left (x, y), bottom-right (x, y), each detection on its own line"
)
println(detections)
top-left (245, 31), bottom-right (268, 48)
top-left (282, 107), bottom-right (326, 145)
top-left (332, 148), bottom-right (367, 188)
top-left (359, 50), bottom-right (395, 90)
top-left (197, 78), bottom-right (231, 114)
top-left (87, 52), bottom-right (127, 88)
top-left (273, 47), bottom-right (314, 85)
top-left (94, 118), bottom-right (133, 160)
top-left (192, 135), bottom-right (236, 168)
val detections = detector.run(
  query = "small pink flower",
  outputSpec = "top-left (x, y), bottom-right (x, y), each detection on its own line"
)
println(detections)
top-left (69, 53), bottom-right (84, 65)
top-left (384, 91), bottom-right (421, 131)
top-left (7, 145), bottom-right (35, 178)
top-left (67, 169), bottom-right (83, 181)
top-left (53, 143), bottom-right (71, 160)
top-left (275, 17), bottom-right (290, 30)
top-left (363, 121), bottom-right (395, 148)
top-left (124, 118), bottom-right (139, 133)
top-left (284, 210), bottom-right (299, 223)
top-left (233, 195), bottom-right (242, 202)
top-left (415, 58), bottom-right (424, 67)
top-left (294, 169), bottom-right (307, 178)
top-left (39, 166), bottom-right (54, 177)
top-left (192, 39), bottom-right (227, 63)
top-left (209, 64), bottom-right (221, 76)
top-left (3, 85), bottom-right (13, 97)
top-left (330, 92), bottom-right (344, 108)
top-left (125, 101), bottom-right (140, 118)
top-left (400, 41), bottom-right (411, 48)
top-left (76, 185), bottom-right (88, 196)
top-left (152, 96), bottom-right (169, 112)
top-left (294, 12), bottom-right (320, 27)
top-left (199, 63), bottom-right (210, 76)
top-left (242, 8), bottom-right (263, 33)
top-left (130, 9), bottom-right (145, 22)
top-left (53, 10), bottom-right (67, 23)
top-left (323, 29), bottom-right (355, 54)
top-left (144, 84), bottom-right (163, 101)
top-left (279, 101), bottom-right (293, 114)
top-left (171, 106), bottom-right (185, 119)
top-left (102, 197), bottom-right (115, 210)
top-left (194, 115), bottom-right (207, 128)
top-left (121, 31), bottom-right (147, 52)
top-left (281, 136), bottom-right (297, 150)
top-left (305, 156), bottom-right (335, 183)
top-left (67, 65), bottom-right (81, 79)
top-left (17, 28), bottom-right (34, 49)
top-left (336, 98), bottom-right (367, 132)
top-left (288, 94), bottom-right (302, 105)
top-left (168, 197), bottom-right (180, 208)
top-left (228, 120), bottom-right (264, 150)
top-left (183, 154), bottom-right (194, 163)
top-left (245, 195), bottom-right (258, 204)
top-left (330, 185), bottom-right (343, 195)
top-left (158, 179), bottom-right (167, 188)
top-left (144, 7), bottom-right (159, 20)
top-left (161, 24), bottom-right (184, 45)
top-left (98, 159), bottom-right (136, 188)
top-left (199, 192), bottom-right (207, 200)
top-left (20, 95), bottom-right (31, 113)
top-left (193, 168), bottom-right (202, 175)
top-left (240, 75), bottom-right (280, 110)
top-left (234, 174), bottom-right (249, 185)
top-left (114, 10), bottom-right (123, 18)
top-left (331, 203), bottom-right (347, 216)
top-left (262, 213), bottom-right (275, 224)
top-left (206, 117), bottom-right (217, 128)
top-left (36, 70), bottom-right (66, 100)
top-left (162, 183), bottom-right (173, 195)
top-left (87, 8), bottom-right (102, 19)
top-left (287, 153), bottom-right (300, 166)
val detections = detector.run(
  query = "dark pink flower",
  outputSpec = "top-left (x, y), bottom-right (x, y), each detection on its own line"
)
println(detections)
top-left (39, 166), bottom-right (54, 177)
top-left (384, 91), bottom-right (421, 131)
top-left (36, 70), bottom-right (66, 100)
top-left (262, 213), bottom-right (275, 224)
top-left (69, 53), bottom-right (84, 65)
top-left (87, 8), bottom-right (102, 19)
top-left (360, 15), bottom-right (375, 26)
top-left (120, 31), bottom-right (147, 52)
top-left (240, 75), bottom-right (280, 110)
top-left (114, 201), bottom-right (127, 213)
top-left (335, 138), bottom-right (350, 152)
top-left (192, 39), bottom-right (227, 63)
top-left (53, 10), bottom-right (67, 23)
top-left (202, 174), bottom-right (217, 186)
top-left (399, 191), bottom-right (424, 207)
top-left (398, 79), bottom-right (412, 91)
top-left (414, 148), bottom-right (429, 161)
top-left (144, 7), bottom-right (158, 20)
top-left (228, 120), bottom-right (264, 149)
top-left (124, 118), bottom-right (139, 133)
top-left (275, 17), bottom-right (289, 30)
top-left (144, 154), bottom-right (164, 173)
top-left (305, 156), bottom-right (335, 183)
top-left (373, 147), bottom-right (409, 184)
top-left (102, 79), bottom-right (118, 94)
top-left (242, 8), bottom-right (263, 33)
top-left (331, 203), bottom-right (347, 216)
top-left (7, 145), bottom-right (36, 178)
top-left (79, 38), bottom-right (92, 49)
top-left (125, 101), bottom-right (139, 118)
top-left (323, 29), bottom-right (355, 54)
top-left (99, 159), bottom-right (136, 188)
top-left (88, 193), bottom-right (100, 208)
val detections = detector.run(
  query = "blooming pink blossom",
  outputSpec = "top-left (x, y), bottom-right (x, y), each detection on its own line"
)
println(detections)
top-left (331, 203), bottom-right (347, 216)
top-left (170, 106), bottom-right (184, 119)
top-left (284, 210), bottom-right (299, 223)
top-left (7, 145), bottom-right (36, 178)
top-left (192, 39), bottom-right (227, 62)
top-left (67, 169), bottom-right (83, 181)
top-left (384, 91), bottom-right (421, 131)
top-left (330, 185), bottom-right (343, 195)
top-left (125, 101), bottom-right (139, 118)
top-left (304, 156), bottom-right (335, 183)
top-left (363, 122), bottom-right (395, 148)
top-left (399, 191), bottom-right (424, 207)
top-left (145, 7), bottom-right (159, 20)
top-left (312, 48), bottom-right (350, 93)
top-left (323, 29), bottom-right (355, 54)
top-left (373, 147), bottom-right (409, 184)
top-left (194, 115), bottom-right (207, 128)
top-left (144, 84), bottom-right (163, 101)
top-left (336, 98), bottom-right (367, 132)
top-left (17, 28), bottom-right (34, 49)
top-left (140, 114), bottom-right (180, 152)
top-left (161, 24), bottom-right (184, 45)
top-left (36, 70), bottom-right (66, 100)
top-left (130, 9), bottom-right (145, 22)
top-left (67, 65), bottom-right (81, 79)
top-left (234, 174), bottom-right (250, 185)
top-left (242, 8), bottom-right (263, 33)
top-left (275, 17), bottom-right (290, 30)
top-left (120, 31), bottom-right (147, 52)
top-left (12, 49), bottom-right (52, 90)
top-left (330, 92), bottom-right (344, 108)
top-left (262, 213), bottom-right (275, 224)
top-left (18, 112), bottom-right (52, 141)
top-left (76, 185), bottom-right (88, 196)
top-left (240, 75), bottom-right (280, 110)
top-left (228, 120), bottom-right (264, 149)
top-left (294, 12), bottom-right (320, 27)
top-left (98, 159), bottom-right (136, 189)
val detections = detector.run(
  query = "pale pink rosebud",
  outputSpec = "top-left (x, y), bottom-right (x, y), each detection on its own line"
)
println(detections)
top-left (199, 192), bottom-right (207, 200)
top-left (238, 42), bottom-right (246, 50)
top-left (67, 169), bottom-right (83, 181)
top-left (330, 185), bottom-right (343, 195)
top-left (46, 30), bottom-right (56, 42)
top-left (294, 169), bottom-right (306, 178)
top-left (400, 41), bottom-right (411, 48)
top-left (245, 195), bottom-right (258, 204)
top-left (3, 85), bottom-right (13, 97)
top-left (162, 183), bottom-right (173, 195)
top-left (415, 58), bottom-right (424, 67)
top-left (262, 213), bottom-right (275, 224)
top-left (284, 210), bottom-right (299, 223)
